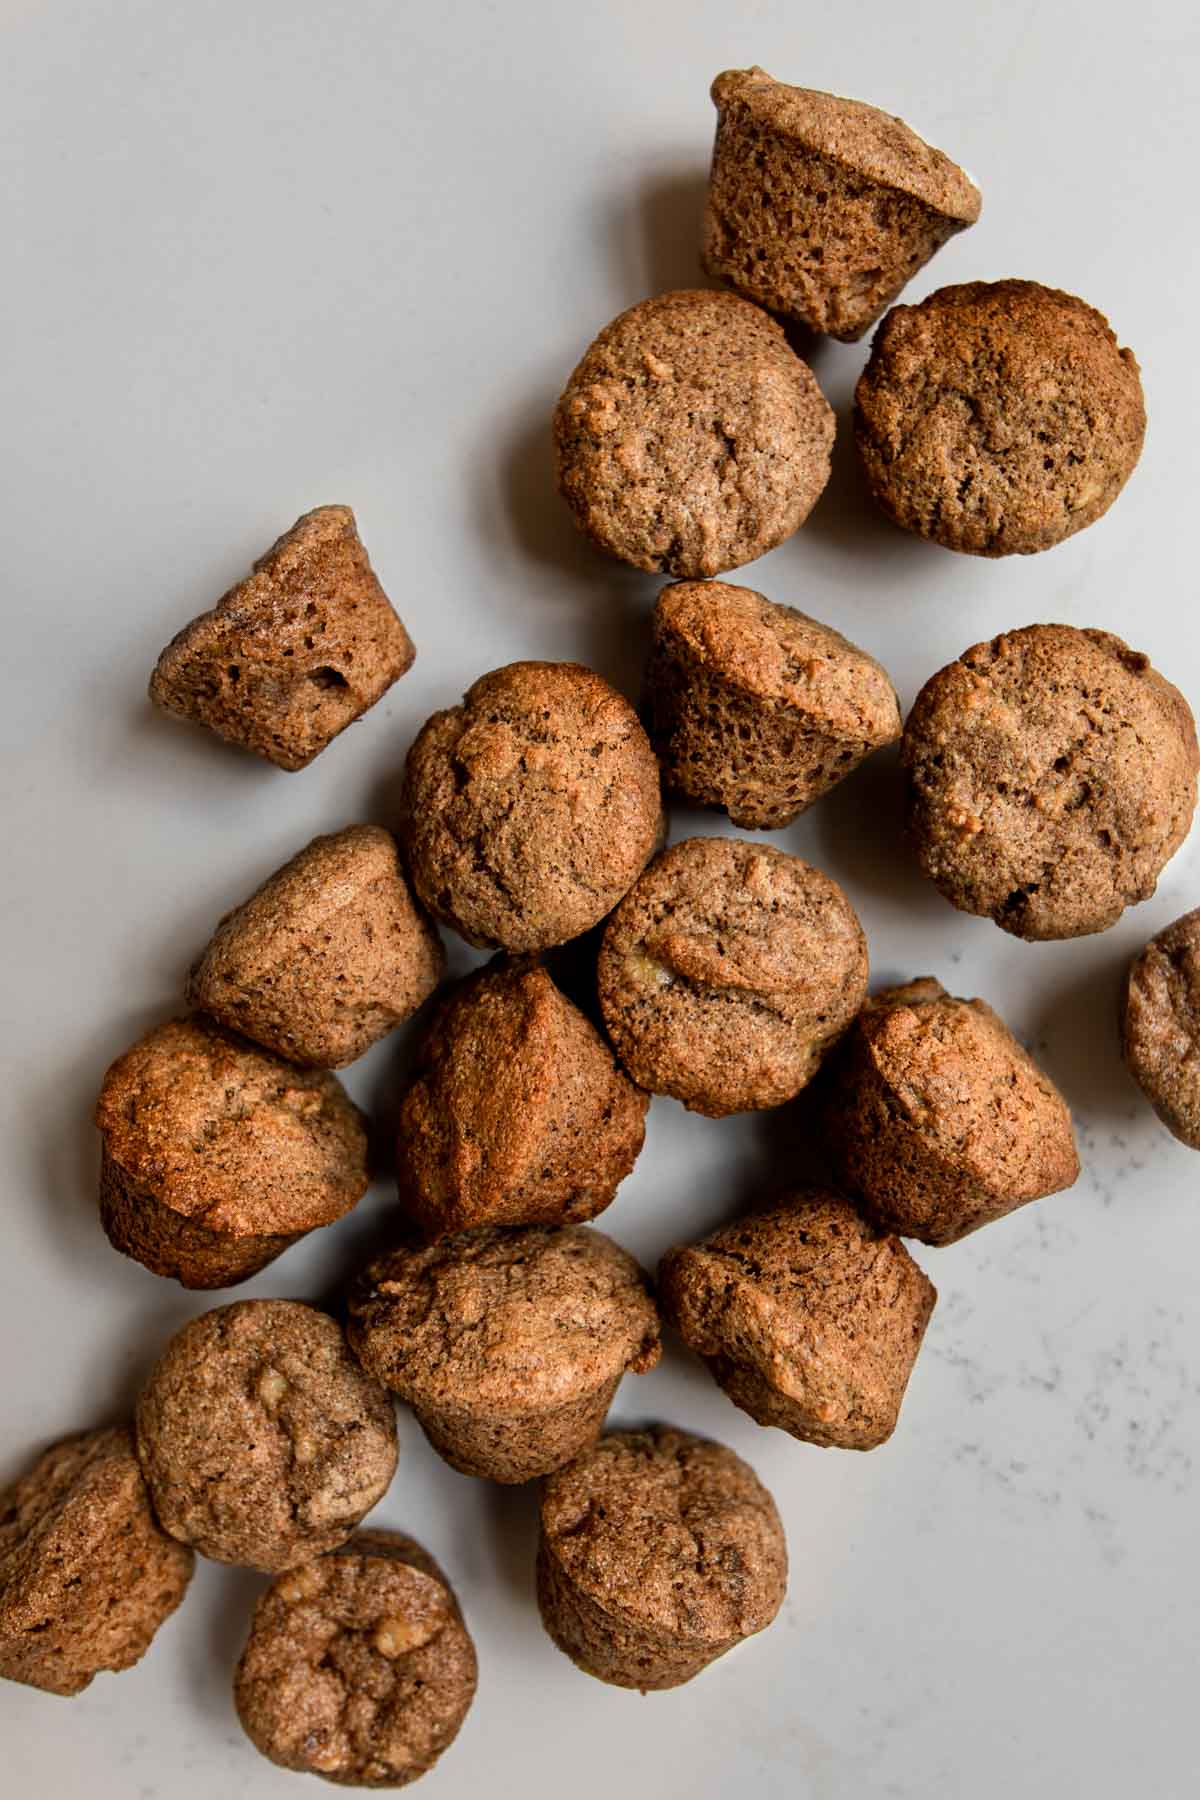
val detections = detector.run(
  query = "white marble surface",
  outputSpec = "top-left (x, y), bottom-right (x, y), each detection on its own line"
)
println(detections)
top-left (2, 2), bottom-right (1198, 1795)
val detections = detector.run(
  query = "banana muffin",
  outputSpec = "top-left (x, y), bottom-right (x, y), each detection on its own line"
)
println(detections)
top-left (95, 1015), bottom-right (370, 1287)
top-left (396, 958), bottom-right (647, 1237)
top-left (136, 1301), bottom-right (398, 1573)
top-left (0, 1425), bottom-right (194, 1696)
top-left (188, 825), bottom-right (445, 1069)
top-left (554, 289), bottom-right (834, 577)
top-left (1121, 906), bottom-right (1200, 1148)
top-left (855, 282), bottom-right (1146, 555)
top-left (903, 626), bottom-right (1198, 940)
top-left (703, 68), bottom-right (981, 341)
top-left (537, 1425), bottom-right (787, 1691)
top-left (346, 1226), bottom-right (660, 1484)
top-left (399, 661), bottom-right (662, 952)
top-left (659, 1190), bottom-right (936, 1450)
top-left (150, 505), bottom-right (415, 769)
top-left (819, 978), bottom-right (1080, 1245)
top-left (646, 579), bottom-right (901, 828)
top-left (234, 1529), bottom-right (477, 1788)
top-left (597, 837), bottom-right (868, 1116)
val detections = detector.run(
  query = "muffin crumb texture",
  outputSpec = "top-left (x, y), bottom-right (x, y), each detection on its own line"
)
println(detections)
top-left (554, 289), bottom-right (834, 577)
top-left (149, 505), bottom-right (415, 769)
top-left (347, 1226), bottom-right (660, 1483)
top-left (135, 1301), bottom-right (398, 1572)
top-left (820, 977), bottom-right (1080, 1244)
top-left (0, 1425), bottom-right (194, 1696)
top-left (1122, 907), bottom-right (1200, 1148)
top-left (188, 825), bottom-right (444, 1068)
top-left (704, 67), bottom-right (981, 340)
top-left (235, 1529), bottom-right (477, 1787)
top-left (903, 625), bottom-right (1198, 939)
top-left (659, 1189), bottom-right (936, 1449)
top-left (647, 578), bottom-right (901, 828)
top-left (537, 1425), bottom-right (787, 1690)
top-left (855, 282), bottom-right (1145, 555)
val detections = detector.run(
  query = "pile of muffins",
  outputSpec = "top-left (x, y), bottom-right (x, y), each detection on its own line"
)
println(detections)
top-left (4, 64), bottom-right (1199, 1791)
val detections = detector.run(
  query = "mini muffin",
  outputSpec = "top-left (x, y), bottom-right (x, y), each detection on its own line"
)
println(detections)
top-left (659, 1191), bottom-right (936, 1450)
top-left (187, 826), bottom-right (444, 1069)
top-left (95, 1016), bottom-right (370, 1288)
top-left (703, 68), bottom-right (981, 341)
top-left (234, 1530), bottom-right (477, 1788)
top-left (597, 837), bottom-right (868, 1116)
top-left (820, 978), bottom-right (1080, 1245)
top-left (396, 958), bottom-right (647, 1237)
top-left (1121, 906), bottom-right (1200, 1148)
top-left (136, 1301), bottom-right (398, 1572)
top-left (903, 626), bottom-right (1198, 940)
top-left (855, 282), bottom-right (1146, 555)
top-left (0, 1425), bottom-right (193, 1696)
top-left (646, 579), bottom-right (901, 828)
top-left (399, 661), bottom-right (662, 951)
top-left (346, 1226), bottom-right (660, 1484)
top-left (536, 1426), bottom-right (787, 1691)
top-left (554, 289), bottom-right (834, 578)
top-left (150, 505), bottom-right (415, 769)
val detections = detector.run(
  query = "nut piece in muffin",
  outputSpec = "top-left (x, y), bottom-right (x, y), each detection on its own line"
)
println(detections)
top-left (396, 958), bottom-right (647, 1237)
top-left (347, 1226), bottom-right (660, 1484)
top-left (136, 1301), bottom-right (398, 1573)
top-left (659, 1190), bottom-right (935, 1450)
top-left (95, 1015), bottom-right (370, 1288)
top-left (188, 825), bottom-right (444, 1069)
top-left (150, 505), bottom-right (415, 770)
top-left (1121, 906), bottom-right (1200, 1149)
top-left (903, 625), bottom-right (1198, 940)
top-left (855, 282), bottom-right (1145, 555)
top-left (819, 978), bottom-right (1080, 1245)
top-left (703, 68), bottom-right (981, 341)
top-left (597, 837), bottom-right (868, 1117)
top-left (0, 1425), bottom-right (193, 1696)
top-left (554, 289), bottom-right (834, 578)
top-left (399, 661), bottom-right (662, 952)
top-left (537, 1425), bottom-right (786, 1691)
top-left (646, 579), bottom-right (901, 828)
top-left (234, 1529), bottom-right (477, 1788)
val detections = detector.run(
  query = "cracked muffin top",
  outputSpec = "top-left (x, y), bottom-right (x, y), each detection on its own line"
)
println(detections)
top-left (398, 661), bottom-right (662, 952)
top-left (658, 1189), bottom-right (936, 1448)
top-left (135, 1301), bottom-right (398, 1572)
top-left (539, 1425), bottom-right (786, 1644)
top-left (597, 836), bottom-right (868, 1115)
top-left (855, 281), bottom-right (1145, 555)
top-left (554, 289), bottom-right (834, 577)
top-left (0, 1425), bottom-right (194, 1695)
top-left (395, 957), bottom-right (648, 1236)
top-left (819, 978), bottom-right (1080, 1243)
top-left (186, 825), bottom-right (444, 1070)
top-left (902, 626), bottom-right (1198, 939)
top-left (95, 1016), bottom-right (369, 1234)
top-left (235, 1529), bottom-right (476, 1787)
top-left (346, 1225), bottom-right (661, 1413)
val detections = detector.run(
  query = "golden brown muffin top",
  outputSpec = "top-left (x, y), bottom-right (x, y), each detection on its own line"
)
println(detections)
top-left (711, 68), bottom-right (981, 221)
